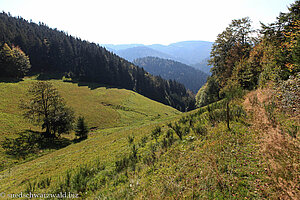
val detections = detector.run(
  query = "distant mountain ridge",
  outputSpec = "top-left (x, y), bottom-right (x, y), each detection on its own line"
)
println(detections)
top-left (116, 46), bottom-right (176, 62)
top-left (133, 57), bottom-right (208, 93)
top-left (102, 40), bottom-right (213, 66)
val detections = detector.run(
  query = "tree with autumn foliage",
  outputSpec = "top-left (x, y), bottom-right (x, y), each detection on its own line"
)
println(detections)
top-left (208, 17), bottom-right (255, 88)
top-left (0, 43), bottom-right (31, 79)
top-left (260, 0), bottom-right (300, 79)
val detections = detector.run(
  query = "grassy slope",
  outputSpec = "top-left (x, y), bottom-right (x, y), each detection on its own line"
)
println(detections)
top-left (0, 79), bottom-right (180, 137)
top-left (0, 82), bottom-right (298, 199)
top-left (0, 122), bottom-right (174, 193)
top-left (133, 89), bottom-right (299, 199)
top-left (0, 79), bottom-right (180, 170)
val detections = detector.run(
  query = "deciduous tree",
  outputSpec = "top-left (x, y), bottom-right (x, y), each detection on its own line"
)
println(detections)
top-left (0, 43), bottom-right (31, 78)
top-left (21, 81), bottom-right (74, 137)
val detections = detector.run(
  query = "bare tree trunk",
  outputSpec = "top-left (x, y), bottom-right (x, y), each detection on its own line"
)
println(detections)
top-left (226, 102), bottom-right (230, 130)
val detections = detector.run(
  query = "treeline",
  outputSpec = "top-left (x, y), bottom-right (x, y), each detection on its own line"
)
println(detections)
top-left (0, 12), bottom-right (194, 111)
top-left (196, 0), bottom-right (299, 107)
top-left (133, 56), bottom-right (208, 93)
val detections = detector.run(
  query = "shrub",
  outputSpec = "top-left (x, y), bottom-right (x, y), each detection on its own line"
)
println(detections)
top-left (151, 126), bottom-right (162, 141)
top-left (71, 165), bottom-right (92, 193)
top-left (127, 135), bottom-right (134, 145)
top-left (169, 122), bottom-right (183, 140)
top-left (193, 122), bottom-right (208, 136)
top-left (264, 100), bottom-right (276, 124)
top-left (115, 156), bottom-right (130, 173)
top-left (37, 177), bottom-right (51, 189)
top-left (139, 136), bottom-right (148, 147)
top-left (287, 125), bottom-right (298, 138)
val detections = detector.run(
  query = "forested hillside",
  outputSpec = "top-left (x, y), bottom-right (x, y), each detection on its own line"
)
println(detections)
top-left (134, 57), bottom-right (208, 93)
top-left (0, 12), bottom-right (194, 111)
top-left (192, 58), bottom-right (212, 74)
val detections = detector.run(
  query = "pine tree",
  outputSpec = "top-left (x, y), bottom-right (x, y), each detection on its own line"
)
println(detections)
top-left (75, 116), bottom-right (89, 140)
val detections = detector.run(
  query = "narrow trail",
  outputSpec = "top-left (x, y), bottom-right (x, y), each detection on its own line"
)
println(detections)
top-left (243, 89), bottom-right (300, 200)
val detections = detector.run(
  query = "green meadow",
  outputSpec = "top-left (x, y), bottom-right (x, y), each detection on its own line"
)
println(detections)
top-left (0, 78), bottom-right (180, 170)
top-left (0, 80), bottom-right (298, 199)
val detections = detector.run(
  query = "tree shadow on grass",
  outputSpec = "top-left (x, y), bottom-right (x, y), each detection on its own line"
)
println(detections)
top-left (39, 135), bottom-right (72, 150)
top-left (1, 130), bottom-right (73, 160)
top-left (36, 73), bottom-right (64, 80)
top-left (0, 77), bottom-right (23, 83)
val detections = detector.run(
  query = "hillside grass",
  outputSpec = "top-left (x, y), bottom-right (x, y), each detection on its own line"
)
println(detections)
top-left (0, 120), bottom-right (176, 194)
top-left (0, 78), bottom-right (180, 170)
top-left (0, 82), bottom-right (298, 199)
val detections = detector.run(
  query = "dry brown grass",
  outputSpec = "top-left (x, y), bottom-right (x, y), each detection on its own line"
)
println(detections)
top-left (244, 89), bottom-right (300, 199)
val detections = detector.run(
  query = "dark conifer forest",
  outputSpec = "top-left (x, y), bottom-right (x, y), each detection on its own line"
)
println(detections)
top-left (0, 12), bottom-right (195, 111)
top-left (133, 56), bottom-right (208, 93)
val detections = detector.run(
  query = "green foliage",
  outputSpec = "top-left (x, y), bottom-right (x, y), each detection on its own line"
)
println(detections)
top-left (287, 124), bottom-right (299, 138)
top-left (195, 76), bottom-right (220, 108)
top-left (127, 135), bottom-right (134, 145)
top-left (260, 1), bottom-right (300, 79)
top-left (0, 43), bottom-right (31, 79)
top-left (75, 116), bottom-right (89, 140)
top-left (37, 177), bottom-right (51, 189)
top-left (220, 81), bottom-right (245, 130)
top-left (209, 17), bottom-right (254, 88)
top-left (21, 81), bottom-right (75, 137)
top-left (25, 180), bottom-right (37, 193)
top-left (151, 126), bottom-right (161, 141)
top-left (264, 100), bottom-right (277, 125)
top-left (192, 121), bottom-right (207, 136)
top-left (220, 80), bottom-right (244, 101)
top-left (169, 122), bottom-right (184, 140)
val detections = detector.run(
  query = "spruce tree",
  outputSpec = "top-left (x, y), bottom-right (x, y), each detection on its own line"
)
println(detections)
top-left (75, 116), bottom-right (89, 140)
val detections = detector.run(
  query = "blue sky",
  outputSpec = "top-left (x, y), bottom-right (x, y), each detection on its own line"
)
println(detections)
top-left (0, 0), bottom-right (296, 45)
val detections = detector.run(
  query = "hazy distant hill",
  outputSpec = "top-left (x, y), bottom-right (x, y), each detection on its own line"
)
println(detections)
top-left (149, 41), bottom-right (213, 65)
top-left (134, 57), bottom-right (208, 93)
top-left (116, 46), bottom-right (176, 62)
top-left (102, 40), bottom-right (213, 66)
top-left (192, 58), bottom-right (212, 74)
top-left (103, 44), bottom-right (144, 51)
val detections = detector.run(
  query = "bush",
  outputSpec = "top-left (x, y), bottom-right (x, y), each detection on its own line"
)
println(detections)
top-left (151, 126), bottom-right (161, 141)
top-left (127, 135), bottom-right (134, 145)
top-left (193, 122), bottom-right (208, 136)
top-left (264, 101), bottom-right (276, 124)
top-left (169, 122), bottom-right (183, 140)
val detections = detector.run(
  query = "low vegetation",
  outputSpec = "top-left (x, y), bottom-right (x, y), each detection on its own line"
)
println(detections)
top-left (2, 87), bottom-right (297, 199)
